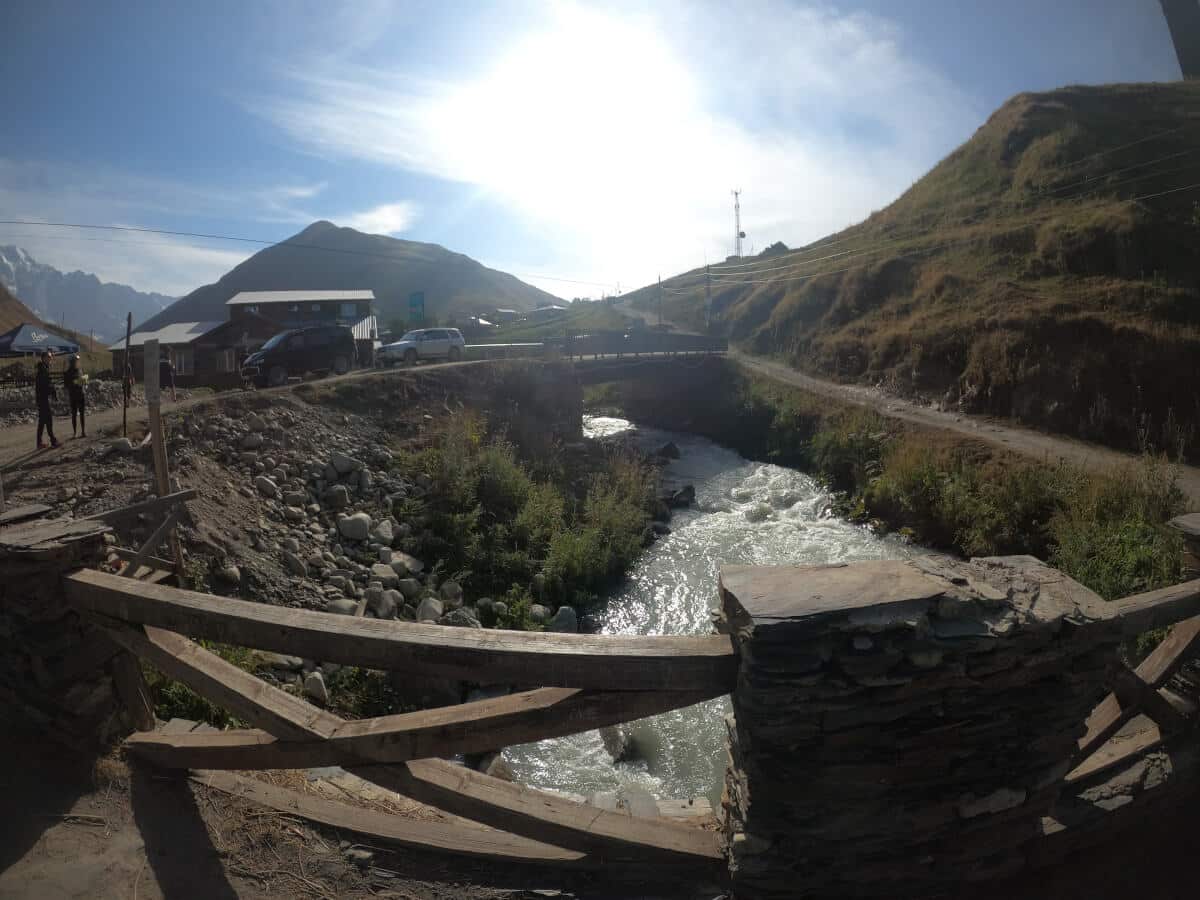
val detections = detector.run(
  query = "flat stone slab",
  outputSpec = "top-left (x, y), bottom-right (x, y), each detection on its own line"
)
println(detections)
top-left (1170, 513), bottom-right (1200, 538)
top-left (720, 555), bottom-right (1114, 639)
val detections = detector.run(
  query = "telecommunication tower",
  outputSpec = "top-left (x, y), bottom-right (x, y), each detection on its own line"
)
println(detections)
top-left (732, 189), bottom-right (745, 258)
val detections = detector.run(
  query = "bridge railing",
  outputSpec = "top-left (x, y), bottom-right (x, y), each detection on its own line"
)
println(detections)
top-left (61, 565), bottom-right (732, 869)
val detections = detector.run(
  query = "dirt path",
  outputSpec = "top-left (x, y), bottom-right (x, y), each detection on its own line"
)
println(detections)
top-left (732, 352), bottom-right (1200, 510)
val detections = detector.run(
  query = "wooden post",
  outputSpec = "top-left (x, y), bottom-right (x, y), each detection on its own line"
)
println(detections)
top-left (143, 340), bottom-right (184, 575)
top-left (122, 312), bottom-right (132, 437)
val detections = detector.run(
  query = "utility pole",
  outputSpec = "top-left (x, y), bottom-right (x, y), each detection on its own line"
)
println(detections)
top-left (657, 275), bottom-right (663, 328)
top-left (705, 264), bottom-right (712, 332)
top-left (732, 189), bottom-right (744, 258)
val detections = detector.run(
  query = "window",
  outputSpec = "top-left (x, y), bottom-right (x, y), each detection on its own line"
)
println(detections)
top-left (340, 302), bottom-right (358, 318)
top-left (312, 304), bottom-right (321, 312)
top-left (307, 330), bottom-right (332, 347)
top-left (216, 348), bottom-right (237, 373)
top-left (286, 334), bottom-right (305, 350)
top-left (173, 347), bottom-right (194, 376)
top-left (288, 304), bottom-right (300, 313)
top-left (245, 305), bottom-right (259, 314)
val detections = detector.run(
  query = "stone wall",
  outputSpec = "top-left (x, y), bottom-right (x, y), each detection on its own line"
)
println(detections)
top-left (718, 555), bottom-right (1122, 899)
top-left (0, 526), bottom-right (126, 746)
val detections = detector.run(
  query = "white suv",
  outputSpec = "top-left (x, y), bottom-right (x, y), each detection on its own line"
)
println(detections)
top-left (379, 328), bottom-right (467, 366)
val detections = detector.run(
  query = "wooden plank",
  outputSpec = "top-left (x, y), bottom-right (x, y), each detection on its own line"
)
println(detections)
top-left (1115, 579), bottom-right (1200, 635)
top-left (81, 490), bottom-right (197, 526)
top-left (362, 759), bottom-right (723, 866)
top-left (110, 651), bottom-right (155, 732)
top-left (1134, 615), bottom-right (1200, 687)
top-left (0, 517), bottom-right (111, 556)
top-left (1109, 665), bottom-right (1190, 735)
top-left (123, 686), bottom-right (715, 769)
top-left (97, 619), bottom-right (341, 741)
top-left (1075, 615), bottom-right (1200, 759)
top-left (0, 503), bottom-right (52, 527)
top-left (120, 510), bottom-right (180, 579)
top-left (192, 770), bottom-right (594, 867)
top-left (63, 568), bottom-right (737, 692)
top-left (1067, 716), bottom-right (1163, 786)
top-left (112, 547), bottom-right (177, 572)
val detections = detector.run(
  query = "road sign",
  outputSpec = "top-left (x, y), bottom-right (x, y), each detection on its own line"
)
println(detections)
top-left (409, 292), bottom-right (425, 323)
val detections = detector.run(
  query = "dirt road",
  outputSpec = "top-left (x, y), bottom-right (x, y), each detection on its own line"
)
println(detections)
top-left (732, 352), bottom-right (1200, 510)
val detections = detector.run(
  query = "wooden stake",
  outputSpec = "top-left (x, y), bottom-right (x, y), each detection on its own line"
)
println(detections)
top-left (122, 312), bottom-right (132, 438)
top-left (143, 340), bottom-right (184, 575)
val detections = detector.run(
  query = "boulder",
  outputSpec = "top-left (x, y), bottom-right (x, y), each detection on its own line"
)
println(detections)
top-left (655, 441), bottom-right (681, 459)
top-left (378, 546), bottom-right (393, 564)
top-left (331, 451), bottom-right (362, 475)
top-left (490, 601), bottom-right (508, 621)
top-left (254, 475), bottom-right (279, 499)
top-left (322, 484), bottom-right (350, 510)
top-left (599, 725), bottom-right (640, 763)
top-left (216, 565), bottom-right (241, 585)
top-left (358, 469), bottom-right (373, 492)
top-left (669, 484), bottom-right (696, 508)
top-left (283, 490), bottom-right (307, 507)
top-left (370, 562), bottom-right (400, 588)
top-left (283, 506), bottom-right (306, 523)
top-left (303, 670), bottom-right (329, 705)
top-left (327, 597), bottom-right (359, 615)
top-left (376, 589), bottom-right (401, 620)
top-left (370, 519), bottom-right (394, 545)
top-left (529, 604), bottom-right (550, 625)
top-left (439, 580), bottom-right (464, 609)
top-left (390, 552), bottom-right (425, 576)
top-left (241, 433), bottom-right (264, 450)
top-left (246, 413), bottom-right (268, 432)
top-left (337, 512), bottom-right (372, 542)
top-left (282, 550), bottom-right (308, 577)
top-left (651, 521), bottom-right (671, 536)
top-left (416, 596), bottom-right (444, 623)
top-left (397, 578), bottom-right (423, 601)
top-left (441, 607), bottom-right (482, 628)
top-left (548, 606), bottom-right (578, 633)
top-left (108, 437), bottom-right (135, 455)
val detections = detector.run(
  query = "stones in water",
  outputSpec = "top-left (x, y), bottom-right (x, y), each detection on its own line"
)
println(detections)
top-left (655, 441), bottom-right (681, 459)
top-left (547, 606), bottom-right (578, 633)
top-left (668, 484), bottom-right (696, 508)
top-left (599, 724), bottom-right (640, 763)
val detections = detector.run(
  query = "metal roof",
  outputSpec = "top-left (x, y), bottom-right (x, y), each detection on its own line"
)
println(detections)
top-left (108, 321), bottom-right (223, 351)
top-left (226, 290), bottom-right (375, 306)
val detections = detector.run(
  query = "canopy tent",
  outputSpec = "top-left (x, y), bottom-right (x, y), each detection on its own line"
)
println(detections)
top-left (0, 323), bottom-right (80, 357)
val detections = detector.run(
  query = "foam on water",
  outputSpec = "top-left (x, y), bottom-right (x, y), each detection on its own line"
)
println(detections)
top-left (503, 417), bottom-right (913, 804)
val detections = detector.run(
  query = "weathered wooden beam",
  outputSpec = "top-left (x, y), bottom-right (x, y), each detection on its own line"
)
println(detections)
top-left (119, 510), bottom-right (180, 579)
top-left (362, 759), bottom-right (723, 865)
top-left (110, 650), bottom-right (155, 732)
top-left (1067, 716), bottom-right (1163, 786)
top-left (63, 568), bottom-right (737, 692)
top-left (0, 503), bottom-right (52, 527)
top-left (1075, 615), bottom-right (1200, 759)
top-left (1114, 579), bottom-right (1200, 635)
top-left (193, 770), bottom-right (595, 867)
top-left (97, 619), bottom-right (341, 741)
top-left (112, 547), bottom-right (178, 573)
top-left (1109, 665), bottom-right (1190, 735)
top-left (81, 489), bottom-right (197, 527)
top-left (123, 685), bottom-right (715, 769)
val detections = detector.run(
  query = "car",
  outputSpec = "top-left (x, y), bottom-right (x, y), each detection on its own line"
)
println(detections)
top-left (378, 328), bottom-right (466, 366)
top-left (240, 324), bottom-right (357, 387)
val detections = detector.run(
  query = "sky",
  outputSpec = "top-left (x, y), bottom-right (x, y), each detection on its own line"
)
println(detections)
top-left (0, 0), bottom-right (1186, 299)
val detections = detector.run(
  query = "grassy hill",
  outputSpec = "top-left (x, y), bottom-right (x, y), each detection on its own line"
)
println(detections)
top-left (477, 302), bottom-right (635, 343)
top-left (0, 282), bottom-right (42, 333)
top-left (137, 221), bottom-right (561, 333)
top-left (630, 81), bottom-right (1200, 457)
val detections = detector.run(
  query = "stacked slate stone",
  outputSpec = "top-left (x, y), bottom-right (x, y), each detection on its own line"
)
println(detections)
top-left (0, 516), bottom-right (124, 747)
top-left (717, 555), bottom-right (1122, 899)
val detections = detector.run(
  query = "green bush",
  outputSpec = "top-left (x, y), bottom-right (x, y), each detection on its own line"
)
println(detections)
top-left (144, 641), bottom-right (260, 728)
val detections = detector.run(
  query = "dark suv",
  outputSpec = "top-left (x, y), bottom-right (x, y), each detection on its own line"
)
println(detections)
top-left (241, 324), bottom-right (357, 387)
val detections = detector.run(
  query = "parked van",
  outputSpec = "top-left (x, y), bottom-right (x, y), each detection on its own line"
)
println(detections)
top-left (241, 324), bottom-right (357, 387)
top-left (378, 328), bottom-right (466, 366)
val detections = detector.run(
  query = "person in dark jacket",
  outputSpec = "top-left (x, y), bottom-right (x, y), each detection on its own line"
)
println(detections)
top-left (34, 350), bottom-right (59, 449)
top-left (159, 352), bottom-right (177, 402)
top-left (64, 354), bottom-right (86, 437)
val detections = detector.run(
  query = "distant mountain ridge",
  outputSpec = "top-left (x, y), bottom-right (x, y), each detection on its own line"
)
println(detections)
top-left (0, 246), bottom-right (174, 342)
top-left (136, 221), bottom-right (561, 333)
top-left (0, 281), bottom-right (43, 333)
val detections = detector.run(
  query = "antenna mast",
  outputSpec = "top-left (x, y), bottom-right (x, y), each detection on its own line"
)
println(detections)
top-left (732, 189), bottom-right (744, 258)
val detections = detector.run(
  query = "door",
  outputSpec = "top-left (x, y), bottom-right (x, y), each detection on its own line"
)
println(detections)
top-left (283, 331), bottom-right (306, 371)
top-left (422, 329), bottom-right (450, 358)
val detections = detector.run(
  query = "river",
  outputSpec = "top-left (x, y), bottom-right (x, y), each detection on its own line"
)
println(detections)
top-left (502, 416), bottom-right (914, 805)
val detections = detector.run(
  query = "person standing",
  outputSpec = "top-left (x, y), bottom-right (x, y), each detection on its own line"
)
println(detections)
top-left (159, 352), bottom-right (177, 402)
top-left (64, 354), bottom-right (87, 438)
top-left (34, 350), bottom-right (59, 449)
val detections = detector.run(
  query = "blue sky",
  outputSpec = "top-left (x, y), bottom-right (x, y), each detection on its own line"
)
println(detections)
top-left (0, 0), bottom-right (1184, 298)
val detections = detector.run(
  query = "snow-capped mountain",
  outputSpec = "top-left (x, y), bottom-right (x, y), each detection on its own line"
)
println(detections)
top-left (0, 246), bottom-right (175, 343)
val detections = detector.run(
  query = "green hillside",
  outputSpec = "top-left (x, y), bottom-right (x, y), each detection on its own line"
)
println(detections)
top-left (138, 221), bottom-right (561, 333)
top-left (630, 81), bottom-right (1200, 456)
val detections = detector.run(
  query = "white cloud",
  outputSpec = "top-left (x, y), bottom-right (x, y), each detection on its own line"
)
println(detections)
top-left (336, 201), bottom-right (419, 235)
top-left (256, 0), bottom-right (982, 292)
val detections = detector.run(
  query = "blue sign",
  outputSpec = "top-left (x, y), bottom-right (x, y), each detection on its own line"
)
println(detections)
top-left (408, 292), bottom-right (425, 322)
